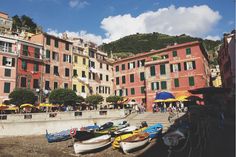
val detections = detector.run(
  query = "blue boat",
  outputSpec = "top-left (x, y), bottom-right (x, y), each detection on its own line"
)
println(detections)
top-left (80, 125), bottom-right (99, 132)
top-left (144, 123), bottom-right (163, 139)
top-left (46, 129), bottom-right (71, 143)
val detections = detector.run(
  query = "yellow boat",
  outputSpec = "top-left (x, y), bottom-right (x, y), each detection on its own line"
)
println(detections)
top-left (112, 127), bottom-right (147, 149)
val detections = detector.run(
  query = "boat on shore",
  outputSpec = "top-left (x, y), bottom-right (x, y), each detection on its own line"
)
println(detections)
top-left (114, 126), bottom-right (137, 136)
top-left (144, 123), bottom-right (163, 140)
top-left (73, 134), bottom-right (112, 154)
top-left (80, 125), bottom-right (99, 132)
top-left (45, 129), bottom-right (72, 143)
top-left (120, 132), bottom-right (150, 153)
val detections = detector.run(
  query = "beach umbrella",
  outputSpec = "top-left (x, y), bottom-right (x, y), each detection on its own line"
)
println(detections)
top-left (155, 91), bottom-right (175, 100)
top-left (176, 96), bottom-right (189, 102)
top-left (39, 103), bottom-right (54, 107)
top-left (153, 99), bottom-right (165, 103)
top-left (163, 98), bottom-right (177, 102)
top-left (20, 104), bottom-right (35, 108)
top-left (0, 104), bottom-right (8, 110)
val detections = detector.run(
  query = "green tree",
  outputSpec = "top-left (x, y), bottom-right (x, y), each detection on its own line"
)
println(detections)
top-left (49, 88), bottom-right (78, 106)
top-left (9, 88), bottom-right (37, 106)
top-left (76, 95), bottom-right (85, 104)
top-left (106, 95), bottom-right (123, 105)
top-left (85, 95), bottom-right (104, 109)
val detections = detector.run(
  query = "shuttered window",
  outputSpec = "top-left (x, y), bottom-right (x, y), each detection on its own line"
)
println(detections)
top-left (116, 77), bottom-right (119, 85)
top-left (34, 63), bottom-right (39, 72)
top-left (122, 76), bottom-right (126, 84)
top-left (140, 72), bottom-right (145, 81)
top-left (46, 36), bottom-right (51, 45)
top-left (34, 48), bottom-right (40, 58)
top-left (4, 82), bottom-right (10, 93)
top-left (174, 78), bottom-right (179, 87)
top-left (22, 60), bottom-right (27, 70)
top-left (141, 86), bottom-right (145, 94)
top-left (122, 64), bottom-right (125, 70)
top-left (161, 81), bottom-right (167, 89)
top-left (160, 64), bottom-right (166, 75)
top-left (186, 48), bottom-right (191, 55)
top-left (46, 50), bottom-right (50, 59)
top-left (151, 82), bottom-right (159, 91)
top-left (173, 51), bottom-right (177, 57)
top-left (189, 77), bottom-right (195, 86)
top-left (150, 66), bottom-right (155, 76)
top-left (130, 74), bottom-right (134, 83)
top-left (115, 66), bottom-right (119, 72)
top-left (131, 88), bottom-right (135, 95)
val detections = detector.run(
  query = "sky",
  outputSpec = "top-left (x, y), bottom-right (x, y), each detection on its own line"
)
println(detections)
top-left (1, 0), bottom-right (235, 45)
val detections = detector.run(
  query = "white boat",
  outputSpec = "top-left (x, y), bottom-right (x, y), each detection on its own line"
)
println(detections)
top-left (73, 135), bottom-right (111, 154)
top-left (114, 126), bottom-right (137, 135)
top-left (120, 132), bottom-right (149, 153)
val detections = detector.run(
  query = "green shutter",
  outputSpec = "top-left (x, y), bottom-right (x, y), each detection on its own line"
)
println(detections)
top-left (186, 48), bottom-right (191, 55)
top-left (174, 78), bottom-right (179, 87)
top-left (22, 60), bottom-right (27, 70)
top-left (156, 82), bottom-right (159, 90)
top-left (122, 64), bottom-right (125, 70)
top-left (34, 48), bottom-right (40, 58)
top-left (4, 82), bottom-right (10, 93)
top-left (161, 81), bottom-right (167, 89)
top-left (141, 87), bottom-right (145, 94)
top-left (150, 66), bottom-right (155, 76)
top-left (192, 61), bottom-right (196, 69)
top-left (140, 72), bottom-right (145, 81)
top-left (116, 77), bottom-right (119, 85)
top-left (160, 64), bottom-right (166, 75)
top-left (131, 88), bottom-right (135, 95)
top-left (173, 51), bottom-right (177, 57)
top-left (130, 74), bottom-right (134, 82)
top-left (116, 66), bottom-right (119, 72)
top-left (151, 82), bottom-right (154, 90)
top-left (55, 39), bottom-right (58, 48)
top-left (34, 63), bottom-right (39, 71)
top-left (189, 77), bottom-right (195, 86)
top-left (46, 36), bottom-right (51, 45)
top-left (122, 76), bottom-right (126, 84)
top-left (46, 50), bottom-right (50, 58)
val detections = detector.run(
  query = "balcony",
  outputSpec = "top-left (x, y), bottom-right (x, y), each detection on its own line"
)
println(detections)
top-left (78, 77), bottom-right (89, 84)
top-left (0, 45), bottom-right (15, 54)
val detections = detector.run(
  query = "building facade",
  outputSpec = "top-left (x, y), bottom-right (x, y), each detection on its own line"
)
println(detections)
top-left (113, 41), bottom-right (210, 111)
top-left (30, 33), bottom-right (73, 101)
top-left (0, 12), bottom-right (12, 34)
top-left (0, 35), bottom-right (17, 103)
top-left (218, 30), bottom-right (235, 89)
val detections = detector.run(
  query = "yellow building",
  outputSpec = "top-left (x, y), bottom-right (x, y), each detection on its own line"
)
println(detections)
top-left (71, 38), bottom-right (90, 98)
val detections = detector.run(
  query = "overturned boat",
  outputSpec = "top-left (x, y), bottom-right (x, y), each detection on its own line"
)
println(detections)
top-left (46, 129), bottom-right (72, 143)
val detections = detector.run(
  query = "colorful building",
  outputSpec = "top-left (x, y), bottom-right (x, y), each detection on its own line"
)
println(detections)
top-left (210, 65), bottom-right (222, 87)
top-left (0, 35), bottom-right (17, 103)
top-left (16, 39), bottom-right (43, 101)
top-left (113, 41), bottom-right (210, 111)
top-left (0, 12), bottom-right (12, 34)
top-left (30, 33), bottom-right (73, 101)
top-left (218, 30), bottom-right (235, 89)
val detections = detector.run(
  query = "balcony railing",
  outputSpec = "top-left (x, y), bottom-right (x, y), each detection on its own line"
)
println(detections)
top-left (0, 45), bottom-right (15, 54)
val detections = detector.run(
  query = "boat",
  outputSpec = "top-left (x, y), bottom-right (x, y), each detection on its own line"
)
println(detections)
top-left (80, 124), bottom-right (99, 132)
top-left (114, 120), bottom-right (129, 129)
top-left (99, 122), bottom-right (113, 131)
top-left (143, 123), bottom-right (163, 139)
top-left (120, 132), bottom-right (150, 153)
top-left (45, 129), bottom-right (72, 143)
top-left (73, 130), bottom-right (96, 142)
top-left (114, 126), bottom-right (137, 136)
top-left (112, 127), bottom-right (147, 149)
top-left (73, 134), bottom-right (112, 154)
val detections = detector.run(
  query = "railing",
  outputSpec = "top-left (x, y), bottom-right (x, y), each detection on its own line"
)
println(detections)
top-left (0, 45), bottom-right (15, 54)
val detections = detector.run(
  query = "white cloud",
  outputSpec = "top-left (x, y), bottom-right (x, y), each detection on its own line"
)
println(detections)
top-left (47, 28), bottom-right (103, 45)
top-left (205, 35), bottom-right (221, 41)
top-left (69, 0), bottom-right (89, 8)
top-left (101, 5), bottom-right (221, 42)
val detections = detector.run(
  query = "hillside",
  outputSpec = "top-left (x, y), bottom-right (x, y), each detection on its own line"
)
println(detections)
top-left (99, 32), bottom-right (221, 65)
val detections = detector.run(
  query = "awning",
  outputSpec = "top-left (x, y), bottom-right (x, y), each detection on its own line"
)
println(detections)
top-left (20, 104), bottom-right (35, 108)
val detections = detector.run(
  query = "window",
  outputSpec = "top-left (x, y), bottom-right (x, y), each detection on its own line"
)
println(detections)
top-left (4, 82), bottom-right (10, 93)
top-left (46, 36), bottom-right (50, 45)
top-left (4, 69), bottom-right (11, 77)
top-left (52, 52), bottom-right (59, 61)
top-left (89, 50), bottom-right (95, 58)
top-left (63, 54), bottom-right (71, 63)
top-left (64, 83), bottom-right (68, 89)
top-left (45, 64), bottom-right (50, 73)
top-left (173, 51), bottom-right (177, 57)
top-left (22, 45), bottom-right (28, 56)
top-left (65, 68), bottom-right (70, 77)
top-left (73, 69), bottom-right (78, 76)
top-left (100, 63), bottom-right (103, 69)
top-left (65, 43), bottom-right (69, 51)
top-left (54, 66), bottom-right (59, 76)
top-left (2, 57), bottom-right (15, 67)
top-left (82, 86), bottom-right (85, 93)
top-left (115, 65), bottom-right (119, 72)
top-left (130, 74), bottom-right (134, 83)
top-left (119, 89), bottom-right (123, 96)
top-left (189, 76), bottom-right (195, 86)
top-left (184, 61), bottom-right (196, 70)
top-left (34, 48), bottom-right (40, 58)
top-left (106, 64), bottom-right (109, 70)
top-left (83, 58), bottom-right (86, 65)
top-left (90, 61), bottom-right (95, 68)
top-left (106, 75), bottom-right (109, 81)
top-left (54, 39), bottom-right (58, 48)
top-left (141, 86), bottom-right (145, 94)
top-left (150, 66), bottom-right (155, 76)
top-left (174, 78), bottom-right (179, 87)
top-left (34, 63), bottom-right (39, 72)
top-left (186, 48), bottom-right (191, 55)
top-left (45, 81), bottom-right (50, 90)
top-left (54, 82), bottom-right (58, 89)
top-left (33, 79), bottom-right (39, 88)
top-left (22, 60), bottom-right (27, 70)
top-left (161, 55), bottom-right (169, 59)
top-left (92, 73), bottom-right (95, 80)
top-left (122, 64), bottom-right (125, 70)
top-left (46, 50), bottom-right (50, 59)
top-left (128, 62), bottom-right (135, 69)
top-left (151, 82), bottom-right (159, 91)
top-left (74, 56), bottom-right (78, 63)
top-left (138, 60), bottom-right (145, 67)
top-left (73, 84), bottom-right (77, 92)
top-left (21, 77), bottom-right (26, 87)
top-left (170, 63), bottom-right (181, 72)
top-left (131, 88), bottom-right (135, 95)
top-left (100, 74), bottom-right (103, 80)
top-left (160, 64), bottom-right (166, 75)
top-left (116, 77), bottom-right (119, 85)
top-left (82, 71), bottom-right (86, 78)
top-left (122, 76), bottom-right (126, 84)
top-left (161, 81), bottom-right (167, 89)
top-left (140, 72), bottom-right (145, 81)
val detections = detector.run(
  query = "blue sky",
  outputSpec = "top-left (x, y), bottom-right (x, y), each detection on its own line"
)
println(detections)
top-left (1, 0), bottom-right (235, 44)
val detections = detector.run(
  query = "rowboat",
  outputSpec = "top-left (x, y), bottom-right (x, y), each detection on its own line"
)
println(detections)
top-left (99, 122), bottom-right (113, 131)
top-left (80, 125), bottom-right (99, 132)
top-left (144, 123), bottom-right (163, 139)
top-left (120, 132), bottom-right (150, 153)
top-left (112, 127), bottom-right (147, 149)
top-left (114, 120), bottom-right (129, 129)
top-left (73, 130), bottom-right (95, 142)
top-left (46, 129), bottom-right (72, 143)
top-left (73, 134), bottom-right (112, 154)
top-left (114, 126), bottom-right (137, 136)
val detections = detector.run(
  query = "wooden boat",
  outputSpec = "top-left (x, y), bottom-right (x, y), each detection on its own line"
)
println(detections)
top-left (80, 125), bottom-right (99, 132)
top-left (120, 132), bottom-right (149, 153)
top-left (143, 123), bottom-right (163, 139)
top-left (99, 122), bottom-right (113, 131)
top-left (112, 127), bottom-right (147, 149)
top-left (73, 130), bottom-right (95, 142)
top-left (114, 126), bottom-right (137, 136)
top-left (113, 120), bottom-right (129, 129)
top-left (45, 129), bottom-right (72, 143)
top-left (73, 135), bottom-right (112, 154)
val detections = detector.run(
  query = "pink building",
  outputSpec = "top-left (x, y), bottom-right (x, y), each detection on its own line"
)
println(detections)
top-left (0, 35), bottom-right (17, 103)
top-left (113, 41), bottom-right (210, 111)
